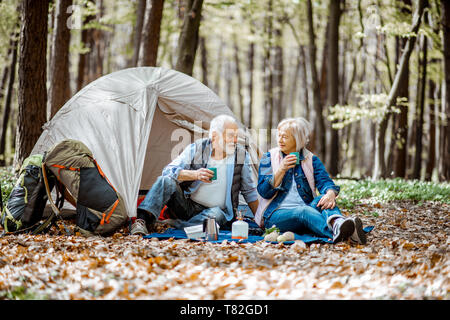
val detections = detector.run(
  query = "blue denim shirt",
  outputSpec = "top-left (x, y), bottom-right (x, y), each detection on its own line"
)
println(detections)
top-left (257, 149), bottom-right (340, 221)
top-left (162, 141), bottom-right (258, 221)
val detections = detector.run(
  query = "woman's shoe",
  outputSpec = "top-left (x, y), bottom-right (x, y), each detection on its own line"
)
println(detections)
top-left (350, 216), bottom-right (367, 245)
top-left (332, 218), bottom-right (355, 243)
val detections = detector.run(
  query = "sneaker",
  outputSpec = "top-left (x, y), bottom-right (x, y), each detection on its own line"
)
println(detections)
top-left (350, 216), bottom-right (367, 245)
top-left (332, 217), bottom-right (355, 243)
top-left (130, 218), bottom-right (149, 236)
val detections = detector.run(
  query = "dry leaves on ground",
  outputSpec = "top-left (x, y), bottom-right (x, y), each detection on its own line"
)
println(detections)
top-left (0, 200), bottom-right (448, 300)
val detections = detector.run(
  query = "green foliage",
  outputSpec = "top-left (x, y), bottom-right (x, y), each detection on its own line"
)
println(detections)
top-left (1, 167), bottom-right (16, 207)
top-left (206, 1), bottom-right (236, 9)
top-left (263, 225), bottom-right (280, 236)
top-left (0, 286), bottom-right (46, 300)
top-left (327, 94), bottom-right (403, 129)
top-left (336, 178), bottom-right (450, 206)
top-left (0, 0), bottom-right (19, 63)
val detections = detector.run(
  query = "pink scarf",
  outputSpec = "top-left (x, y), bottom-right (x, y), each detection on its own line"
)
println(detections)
top-left (254, 147), bottom-right (316, 228)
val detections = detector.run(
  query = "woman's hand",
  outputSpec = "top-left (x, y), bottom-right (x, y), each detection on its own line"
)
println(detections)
top-left (317, 189), bottom-right (337, 210)
top-left (280, 154), bottom-right (297, 172)
top-left (272, 154), bottom-right (297, 188)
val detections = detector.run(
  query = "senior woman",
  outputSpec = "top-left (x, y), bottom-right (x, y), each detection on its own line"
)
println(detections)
top-left (255, 117), bottom-right (366, 244)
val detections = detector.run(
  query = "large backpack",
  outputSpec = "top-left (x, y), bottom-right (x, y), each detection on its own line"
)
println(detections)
top-left (42, 139), bottom-right (128, 236)
top-left (0, 154), bottom-right (57, 234)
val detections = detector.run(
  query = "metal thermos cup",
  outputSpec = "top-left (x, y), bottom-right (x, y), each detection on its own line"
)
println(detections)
top-left (203, 217), bottom-right (218, 240)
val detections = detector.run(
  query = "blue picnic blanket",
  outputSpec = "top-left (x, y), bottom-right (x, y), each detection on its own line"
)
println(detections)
top-left (143, 226), bottom-right (375, 244)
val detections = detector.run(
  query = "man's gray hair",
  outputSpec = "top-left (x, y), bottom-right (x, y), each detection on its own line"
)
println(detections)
top-left (209, 114), bottom-right (238, 139)
top-left (277, 117), bottom-right (312, 151)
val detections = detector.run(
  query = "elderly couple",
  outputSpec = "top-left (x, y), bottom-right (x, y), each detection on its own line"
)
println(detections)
top-left (132, 115), bottom-right (367, 245)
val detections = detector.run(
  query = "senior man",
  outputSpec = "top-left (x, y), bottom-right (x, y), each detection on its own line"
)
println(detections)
top-left (131, 114), bottom-right (259, 235)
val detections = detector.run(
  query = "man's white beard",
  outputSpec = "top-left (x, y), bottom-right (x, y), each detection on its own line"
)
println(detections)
top-left (225, 143), bottom-right (235, 155)
top-left (218, 138), bottom-right (236, 156)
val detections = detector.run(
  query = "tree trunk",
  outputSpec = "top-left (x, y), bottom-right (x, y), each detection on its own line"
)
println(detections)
top-left (49, 0), bottom-right (72, 119)
top-left (131, 0), bottom-right (147, 67)
top-left (174, 0), bottom-right (203, 76)
top-left (15, 0), bottom-right (49, 166)
top-left (306, 0), bottom-right (325, 160)
top-left (373, 0), bottom-right (426, 179)
top-left (92, 0), bottom-right (105, 81)
top-left (412, 30), bottom-right (428, 179)
top-left (247, 40), bottom-right (254, 128)
top-left (273, 23), bottom-right (284, 124)
top-left (199, 36), bottom-right (208, 87)
top-left (376, 0), bottom-right (395, 87)
top-left (300, 45), bottom-right (310, 120)
top-left (76, 1), bottom-right (95, 92)
top-left (0, 66), bottom-right (9, 107)
top-left (0, 40), bottom-right (13, 106)
top-left (213, 38), bottom-right (224, 94)
top-left (47, 3), bottom-right (55, 87)
top-left (287, 47), bottom-right (302, 118)
top-left (0, 38), bottom-right (18, 166)
top-left (142, 0), bottom-right (165, 67)
top-left (9, 106), bottom-right (17, 165)
top-left (388, 1), bottom-right (411, 178)
top-left (233, 36), bottom-right (244, 123)
top-left (225, 56), bottom-right (233, 112)
top-left (392, 37), bottom-right (410, 178)
top-left (319, 21), bottom-right (329, 119)
top-left (425, 76), bottom-right (436, 181)
top-left (441, 0), bottom-right (450, 181)
top-left (327, 0), bottom-right (342, 176)
top-left (263, 0), bottom-right (274, 147)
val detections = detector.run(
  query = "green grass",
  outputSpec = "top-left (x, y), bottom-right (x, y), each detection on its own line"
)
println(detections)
top-left (1, 166), bottom-right (16, 207)
top-left (0, 286), bottom-right (47, 300)
top-left (336, 178), bottom-right (450, 208)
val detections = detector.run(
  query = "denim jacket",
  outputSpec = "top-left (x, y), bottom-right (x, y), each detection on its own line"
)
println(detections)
top-left (257, 149), bottom-right (340, 221)
top-left (162, 139), bottom-right (258, 221)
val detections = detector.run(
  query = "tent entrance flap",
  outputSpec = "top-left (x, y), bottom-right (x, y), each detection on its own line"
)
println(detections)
top-left (139, 105), bottom-right (194, 191)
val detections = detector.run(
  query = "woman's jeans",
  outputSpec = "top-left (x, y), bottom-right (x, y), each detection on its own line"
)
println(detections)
top-left (137, 175), bottom-right (228, 229)
top-left (264, 195), bottom-right (343, 239)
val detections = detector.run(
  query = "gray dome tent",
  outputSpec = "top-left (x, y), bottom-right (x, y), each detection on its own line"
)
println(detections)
top-left (31, 67), bottom-right (260, 218)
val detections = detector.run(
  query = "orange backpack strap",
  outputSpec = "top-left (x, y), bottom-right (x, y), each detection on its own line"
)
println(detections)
top-left (50, 164), bottom-right (80, 181)
top-left (100, 198), bottom-right (119, 225)
top-left (90, 157), bottom-right (117, 192)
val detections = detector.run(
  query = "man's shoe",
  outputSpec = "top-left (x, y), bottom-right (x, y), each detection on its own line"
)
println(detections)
top-left (332, 217), bottom-right (355, 243)
top-left (350, 216), bottom-right (367, 245)
top-left (130, 218), bottom-right (149, 235)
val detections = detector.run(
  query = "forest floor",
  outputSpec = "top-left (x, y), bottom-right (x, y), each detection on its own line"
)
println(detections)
top-left (0, 197), bottom-right (448, 300)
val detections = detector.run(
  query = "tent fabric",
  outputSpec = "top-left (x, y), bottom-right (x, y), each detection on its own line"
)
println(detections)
top-left (31, 67), bottom-right (259, 218)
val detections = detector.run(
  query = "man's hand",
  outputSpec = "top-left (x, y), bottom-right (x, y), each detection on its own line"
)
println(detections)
top-left (317, 190), bottom-right (337, 210)
top-left (196, 168), bottom-right (214, 183)
top-left (248, 200), bottom-right (259, 215)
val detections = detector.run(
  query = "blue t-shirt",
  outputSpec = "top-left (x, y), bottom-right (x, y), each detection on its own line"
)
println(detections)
top-left (278, 174), bottom-right (306, 209)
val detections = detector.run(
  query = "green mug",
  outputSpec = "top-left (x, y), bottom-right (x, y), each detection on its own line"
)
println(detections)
top-left (208, 167), bottom-right (217, 181)
top-left (290, 152), bottom-right (300, 164)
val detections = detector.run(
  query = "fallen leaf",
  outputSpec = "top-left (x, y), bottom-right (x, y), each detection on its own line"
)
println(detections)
top-left (211, 284), bottom-right (230, 299)
top-left (330, 281), bottom-right (344, 289)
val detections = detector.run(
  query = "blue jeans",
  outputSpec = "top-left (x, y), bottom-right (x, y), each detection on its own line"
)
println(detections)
top-left (264, 196), bottom-right (343, 239)
top-left (138, 175), bottom-right (228, 229)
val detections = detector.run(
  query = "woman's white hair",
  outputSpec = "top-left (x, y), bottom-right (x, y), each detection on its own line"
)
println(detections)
top-left (277, 117), bottom-right (312, 151)
top-left (209, 114), bottom-right (238, 139)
